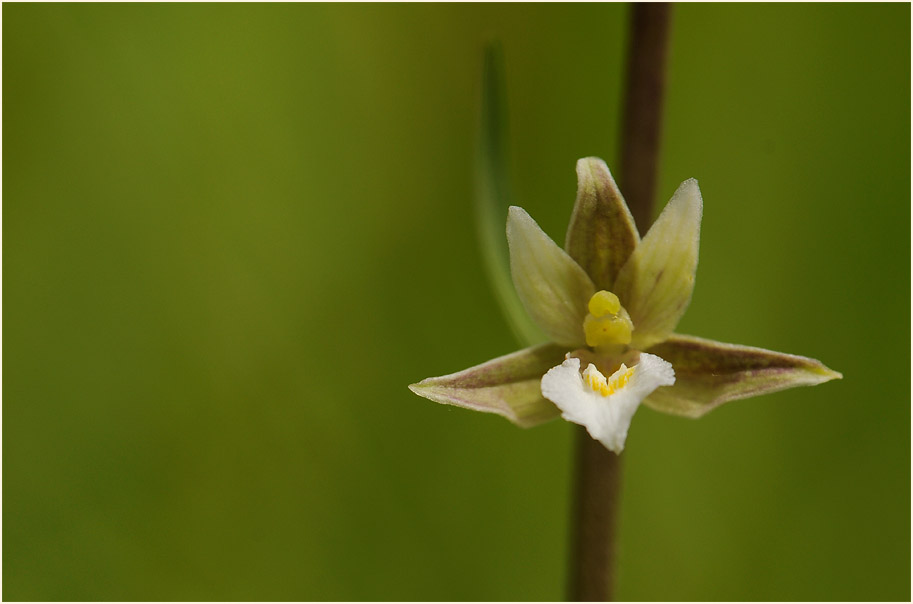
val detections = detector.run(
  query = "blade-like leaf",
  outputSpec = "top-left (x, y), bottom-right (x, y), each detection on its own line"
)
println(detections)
top-left (642, 334), bottom-right (842, 418)
top-left (474, 41), bottom-right (546, 347)
top-left (508, 206), bottom-right (596, 348)
top-left (614, 178), bottom-right (703, 350)
top-left (565, 157), bottom-right (640, 291)
top-left (409, 344), bottom-right (567, 428)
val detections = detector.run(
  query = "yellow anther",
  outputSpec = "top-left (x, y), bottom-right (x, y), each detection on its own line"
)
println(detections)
top-left (584, 315), bottom-right (633, 347)
top-left (583, 291), bottom-right (633, 348)
top-left (582, 363), bottom-right (636, 397)
top-left (588, 290), bottom-right (621, 317)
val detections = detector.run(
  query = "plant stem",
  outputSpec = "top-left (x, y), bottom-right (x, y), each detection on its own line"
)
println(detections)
top-left (568, 429), bottom-right (623, 601)
top-left (567, 4), bottom-right (672, 602)
top-left (619, 3), bottom-right (673, 235)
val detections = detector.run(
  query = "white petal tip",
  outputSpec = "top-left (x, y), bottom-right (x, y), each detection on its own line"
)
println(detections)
top-left (541, 353), bottom-right (675, 453)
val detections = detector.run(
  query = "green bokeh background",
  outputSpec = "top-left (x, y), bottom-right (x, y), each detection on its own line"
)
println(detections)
top-left (4, 4), bottom-right (909, 601)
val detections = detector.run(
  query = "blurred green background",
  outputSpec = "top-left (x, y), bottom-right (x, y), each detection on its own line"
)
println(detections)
top-left (4, 3), bottom-right (909, 601)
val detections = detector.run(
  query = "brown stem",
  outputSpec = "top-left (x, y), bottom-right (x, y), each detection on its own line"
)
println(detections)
top-left (568, 430), bottom-right (623, 601)
top-left (619, 2), bottom-right (673, 233)
top-left (567, 4), bottom-right (672, 601)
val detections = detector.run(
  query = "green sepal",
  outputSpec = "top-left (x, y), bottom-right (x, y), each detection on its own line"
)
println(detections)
top-left (564, 157), bottom-right (640, 291)
top-left (614, 179), bottom-right (703, 350)
top-left (507, 206), bottom-right (595, 348)
top-left (643, 334), bottom-right (842, 418)
top-left (409, 344), bottom-right (567, 428)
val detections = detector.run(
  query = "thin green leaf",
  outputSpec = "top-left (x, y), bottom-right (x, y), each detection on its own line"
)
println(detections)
top-left (474, 41), bottom-right (546, 347)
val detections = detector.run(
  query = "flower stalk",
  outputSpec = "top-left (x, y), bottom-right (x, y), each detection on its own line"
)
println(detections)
top-left (568, 4), bottom-right (673, 601)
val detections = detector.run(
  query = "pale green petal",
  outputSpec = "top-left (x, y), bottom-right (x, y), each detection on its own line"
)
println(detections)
top-left (614, 179), bottom-right (702, 350)
top-left (642, 334), bottom-right (842, 418)
top-left (508, 206), bottom-right (595, 347)
top-left (564, 157), bottom-right (640, 291)
top-left (409, 344), bottom-right (566, 428)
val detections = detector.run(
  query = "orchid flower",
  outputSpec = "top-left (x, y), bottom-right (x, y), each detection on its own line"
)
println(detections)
top-left (410, 158), bottom-right (841, 453)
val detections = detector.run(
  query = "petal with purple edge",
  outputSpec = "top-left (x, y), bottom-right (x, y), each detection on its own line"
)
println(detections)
top-left (409, 343), bottom-right (567, 428)
top-left (564, 158), bottom-right (640, 291)
top-left (642, 334), bottom-right (842, 418)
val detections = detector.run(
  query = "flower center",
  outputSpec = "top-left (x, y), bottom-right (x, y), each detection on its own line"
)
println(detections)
top-left (582, 362), bottom-right (635, 397)
top-left (583, 290), bottom-right (634, 349)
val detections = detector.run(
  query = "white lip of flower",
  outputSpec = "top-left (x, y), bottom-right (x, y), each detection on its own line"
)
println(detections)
top-left (541, 353), bottom-right (675, 453)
